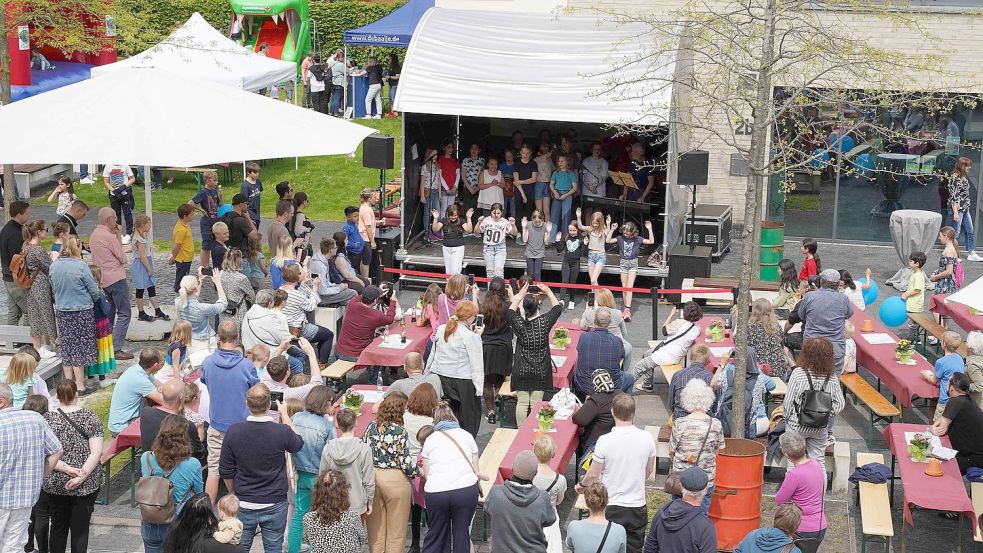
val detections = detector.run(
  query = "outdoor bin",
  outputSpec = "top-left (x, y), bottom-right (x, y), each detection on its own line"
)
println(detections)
top-left (759, 221), bottom-right (784, 281)
top-left (709, 438), bottom-right (766, 551)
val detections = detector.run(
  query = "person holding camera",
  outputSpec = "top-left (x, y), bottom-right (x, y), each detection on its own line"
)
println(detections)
top-left (175, 269), bottom-right (227, 352)
top-left (508, 282), bottom-right (563, 426)
top-left (278, 264), bottom-right (335, 366)
top-left (425, 301), bottom-right (484, 437)
top-left (333, 284), bottom-right (398, 363)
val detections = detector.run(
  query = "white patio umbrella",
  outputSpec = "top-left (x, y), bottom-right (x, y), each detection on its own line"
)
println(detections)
top-left (0, 67), bottom-right (376, 236)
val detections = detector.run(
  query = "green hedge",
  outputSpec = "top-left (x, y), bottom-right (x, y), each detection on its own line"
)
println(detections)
top-left (112, 0), bottom-right (404, 60)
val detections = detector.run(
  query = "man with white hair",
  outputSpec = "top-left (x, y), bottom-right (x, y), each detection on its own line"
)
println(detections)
top-left (643, 466), bottom-right (717, 553)
top-left (797, 268), bottom-right (854, 374)
top-left (0, 382), bottom-right (64, 553)
top-left (89, 207), bottom-right (133, 359)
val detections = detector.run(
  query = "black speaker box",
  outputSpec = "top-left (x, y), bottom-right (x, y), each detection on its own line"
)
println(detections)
top-left (678, 150), bottom-right (709, 187)
top-left (666, 245), bottom-right (712, 303)
top-left (363, 136), bottom-right (395, 170)
top-left (371, 227), bottom-right (401, 284)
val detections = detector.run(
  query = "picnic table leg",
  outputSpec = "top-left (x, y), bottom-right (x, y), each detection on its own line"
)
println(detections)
top-left (890, 454), bottom-right (896, 507)
top-left (868, 412), bottom-right (874, 450)
top-left (130, 446), bottom-right (138, 507)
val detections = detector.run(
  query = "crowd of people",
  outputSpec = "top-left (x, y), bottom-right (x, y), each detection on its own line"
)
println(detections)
top-left (0, 153), bottom-right (981, 553)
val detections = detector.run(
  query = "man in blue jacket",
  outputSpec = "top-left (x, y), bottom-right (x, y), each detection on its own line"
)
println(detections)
top-left (201, 320), bottom-right (258, 502)
top-left (643, 467), bottom-right (717, 553)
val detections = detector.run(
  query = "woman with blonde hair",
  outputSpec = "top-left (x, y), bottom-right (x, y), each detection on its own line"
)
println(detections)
top-left (175, 271), bottom-right (227, 351)
top-left (435, 274), bottom-right (478, 328)
top-left (22, 220), bottom-right (58, 356)
top-left (270, 233), bottom-right (300, 289)
top-left (426, 301), bottom-right (484, 436)
top-left (156, 320), bottom-right (192, 383)
top-left (49, 237), bottom-right (100, 387)
top-left (218, 249), bottom-right (255, 329)
top-left (747, 298), bottom-right (790, 379)
top-left (565, 482), bottom-right (627, 553)
top-left (533, 435), bottom-right (566, 553)
top-left (363, 392), bottom-right (418, 553)
top-left (420, 402), bottom-right (480, 553)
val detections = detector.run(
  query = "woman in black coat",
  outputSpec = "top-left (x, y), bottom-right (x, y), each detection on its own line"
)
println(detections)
top-left (479, 278), bottom-right (513, 424)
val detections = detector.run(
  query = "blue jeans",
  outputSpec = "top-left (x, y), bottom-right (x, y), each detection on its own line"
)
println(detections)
top-left (240, 501), bottom-right (288, 553)
top-left (388, 83), bottom-right (398, 110)
top-left (103, 279), bottom-right (131, 353)
top-left (329, 85), bottom-right (344, 115)
top-left (550, 194), bottom-right (573, 240)
top-left (287, 346), bottom-right (306, 373)
top-left (950, 207), bottom-right (977, 253)
top-left (423, 192), bottom-right (440, 237)
top-left (483, 243), bottom-right (507, 278)
top-left (140, 522), bottom-right (169, 553)
top-left (613, 370), bottom-right (636, 393)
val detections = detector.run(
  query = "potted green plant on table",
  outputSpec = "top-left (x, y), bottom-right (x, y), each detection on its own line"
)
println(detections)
top-left (343, 389), bottom-right (365, 412)
top-left (896, 339), bottom-right (915, 364)
top-left (706, 320), bottom-right (726, 342)
top-left (537, 405), bottom-right (557, 434)
top-left (551, 328), bottom-right (570, 349)
top-left (909, 433), bottom-right (931, 463)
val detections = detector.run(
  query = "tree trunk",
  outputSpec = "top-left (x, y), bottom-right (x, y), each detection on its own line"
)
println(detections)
top-left (730, 0), bottom-right (777, 439)
top-left (1, 3), bottom-right (14, 222)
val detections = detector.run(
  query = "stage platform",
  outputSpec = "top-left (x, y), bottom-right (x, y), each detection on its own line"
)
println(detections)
top-left (396, 234), bottom-right (669, 281)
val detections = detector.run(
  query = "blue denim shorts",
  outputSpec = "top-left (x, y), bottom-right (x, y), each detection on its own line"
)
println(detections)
top-left (534, 182), bottom-right (551, 199)
top-left (588, 252), bottom-right (606, 266)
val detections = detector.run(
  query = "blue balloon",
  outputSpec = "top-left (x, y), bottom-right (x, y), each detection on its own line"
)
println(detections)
top-left (858, 277), bottom-right (879, 306)
top-left (216, 203), bottom-right (232, 218)
top-left (879, 295), bottom-right (908, 327)
top-left (853, 153), bottom-right (874, 178)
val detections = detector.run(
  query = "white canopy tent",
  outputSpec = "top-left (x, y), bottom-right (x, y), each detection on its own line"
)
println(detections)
top-left (90, 12), bottom-right (296, 93)
top-left (947, 276), bottom-right (983, 312)
top-left (393, 8), bottom-right (674, 125)
top-left (0, 67), bottom-right (376, 237)
top-left (394, 8), bottom-right (688, 250)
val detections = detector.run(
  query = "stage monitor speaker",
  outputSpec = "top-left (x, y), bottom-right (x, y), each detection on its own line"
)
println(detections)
top-left (363, 136), bottom-right (395, 170)
top-left (678, 150), bottom-right (709, 187)
top-left (666, 245), bottom-right (712, 304)
top-left (371, 227), bottom-right (401, 284)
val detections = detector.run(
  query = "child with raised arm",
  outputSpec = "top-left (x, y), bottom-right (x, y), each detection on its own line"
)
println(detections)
top-left (522, 210), bottom-right (551, 282)
top-left (476, 203), bottom-right (517, 279)
top-left (430, 205), bottom-right (474, 275)
top-left (576, 209), bottom-right (608, 286)
top-left (606, 220), bottom-right (655, 321)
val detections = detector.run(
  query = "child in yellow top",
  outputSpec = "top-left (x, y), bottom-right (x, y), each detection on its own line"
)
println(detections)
top-left (170, 203), bottom-right (195, 294)
top-left (902, 251), bottom-right (927, 314)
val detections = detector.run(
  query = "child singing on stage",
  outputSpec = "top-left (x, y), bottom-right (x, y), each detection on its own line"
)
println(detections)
top-left (556, 222), bottom-right (588, 310)
top-left (606, 219), bottom-right (655, 321)
top-left (476, 203), bottom-right (517, 279)
top-left (577, 209), bottom-right (608, 286)
top-left (522, 210), bottom-right (552, 282)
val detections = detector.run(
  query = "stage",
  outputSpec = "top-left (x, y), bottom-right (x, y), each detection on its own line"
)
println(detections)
top-left (396, 233), bottom-right (669, 281)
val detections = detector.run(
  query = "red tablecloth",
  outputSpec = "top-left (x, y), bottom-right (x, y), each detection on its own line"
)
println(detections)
top-left (931, 294), bottom-right (983, 333)
top-left (883, 423), bottom-right (976, 531)
top-left (116, 418), bottom-right (142, 449)
top-left (349, 385), bottom-right (389, 438)
top-left (851, 312), bottom-right (938, 407)
top-left (498, 401), bottom-right (579, 482)
top-left (550, 324), bottom-right (582, 389)
top-left (357, 323), bottom-right (432, 368)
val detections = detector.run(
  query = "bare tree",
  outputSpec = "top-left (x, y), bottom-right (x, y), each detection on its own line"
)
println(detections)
top-left (579, 0), bottom-right (975, 437)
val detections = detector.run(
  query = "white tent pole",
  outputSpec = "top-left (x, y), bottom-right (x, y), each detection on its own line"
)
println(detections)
top-left (295, 157), bottom-right (299, 170)
top-left (242, 161), bottom-right (246, 181)
top-left (144, 165), bottom-right (153, 243)
top-left (344, 45), bottom-right (349, 119)
top-left (399, 113), bottom-right (406, 254)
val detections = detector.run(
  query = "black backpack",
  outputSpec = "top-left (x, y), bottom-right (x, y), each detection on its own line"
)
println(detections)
top-left (795, 369), bottom-right (833, 428)
top-left (308, 64), bottom-right (325, 82)
top-left (716, 370), bottom-right (756, 438)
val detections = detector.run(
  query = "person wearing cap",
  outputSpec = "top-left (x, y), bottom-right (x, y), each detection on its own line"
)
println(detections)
top-left (572, 369), bottom-right (622, 457)
top-left (223, 193), bottom-right (256, 255)
top-left (576, 393), bottom-right (656, 552)
top-left (931, 372), bottom-right (983, 475)
top-left (796, 268), bottom-right (854, 375)
top-left (333, 284), bottom-right (398, 363)
top-left (484, 450), bottom-right (557, 553)
top-left (643, 466), bottom-right (717, 553)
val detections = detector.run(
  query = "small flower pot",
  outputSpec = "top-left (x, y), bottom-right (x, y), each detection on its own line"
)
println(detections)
top-left (897, 351), bottom-right (913, 364)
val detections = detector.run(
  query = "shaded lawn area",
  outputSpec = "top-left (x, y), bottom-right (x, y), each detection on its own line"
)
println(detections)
top-left (36, 117), bottom-right (401, 222)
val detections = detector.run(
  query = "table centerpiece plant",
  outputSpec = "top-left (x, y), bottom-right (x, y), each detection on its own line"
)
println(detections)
top-left (909, 433), bottom-right (931, 463)
top-left (707, 320), bottom-right (726, 342)
top-left (551, 328), bottom-right (570, 349)
top-left (537, 405), bottom-right (557, 433)
top-left (343, 389), bottom-right (365, 412)
top-left (896, 339), bottom-right (915, 364)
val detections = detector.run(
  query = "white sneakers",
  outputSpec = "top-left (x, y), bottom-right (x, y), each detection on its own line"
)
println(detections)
top-left (968, 252), bottom-right (983, 262)
top-left (39, 346), bottom-right (57, 360)
top-left (121, 234), bottom-right (132, 245)
top-left (568, 300), bottom-right (576, 310)
top-left (79, 176), bottom-right (94, 185)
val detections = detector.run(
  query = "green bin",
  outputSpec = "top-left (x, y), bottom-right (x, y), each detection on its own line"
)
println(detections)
top-left (759, 221), bottom-right (785, 282)
top-left (760, 221), bottom-right (785, 246)
top-left (759, 264), bottom-right (780, 281)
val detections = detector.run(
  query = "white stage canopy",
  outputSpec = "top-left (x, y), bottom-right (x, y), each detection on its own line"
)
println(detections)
top-left (394, 8), bottom-right (674, 125)
top-left (90, 12), bottom-right (296, 92)
top-left (0, 67), bottom-right (375, 166)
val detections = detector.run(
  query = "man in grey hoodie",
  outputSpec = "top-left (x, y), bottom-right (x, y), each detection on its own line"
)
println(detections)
top-left (643, 466), bottom-right (717, 553)
top-left (484, 450), bottom-right (557, 553)
top-left (319, 408), bottom-right (375, 515)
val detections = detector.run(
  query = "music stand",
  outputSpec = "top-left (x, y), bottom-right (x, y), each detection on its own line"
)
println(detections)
top-left (610, 172), bottom-right (636, 192)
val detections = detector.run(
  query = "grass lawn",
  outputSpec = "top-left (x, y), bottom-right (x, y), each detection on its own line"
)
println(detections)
top-left (38, 117), bottom-right (401, 222)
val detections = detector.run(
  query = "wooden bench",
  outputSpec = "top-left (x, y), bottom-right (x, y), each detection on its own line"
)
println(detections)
top-left (477, 428), bottom-right (518, 540)
top-left (855, 452), bottom-right (893, 553)
top-left (650, 425), bottom-right (850, 493)
top-left (660, 364), bottom-right (683, 387)
top-left (0, 325), bottom-right (63, 388)
top-left (321, 360), bottom-right (356, 392)
top-left (971, 481), bottom-right (983, 550)
top-left (909, 311), bottom-right (970, 357)
top-left (98, 437), bottom-right (139, 506)
top-left (496, 378), bottom-right (518, 428)
top-left (693, 277), bottom-right (780, 293)
top-left (841, 373), bottom-right (902, 448)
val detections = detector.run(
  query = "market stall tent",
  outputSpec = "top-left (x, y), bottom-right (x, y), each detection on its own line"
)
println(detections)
top-left (90, 12), bottom-right (296, 92)
top-left (0, 67), bottom-right (375, 236)
top-left (343, 0), bottom-right (435, 48)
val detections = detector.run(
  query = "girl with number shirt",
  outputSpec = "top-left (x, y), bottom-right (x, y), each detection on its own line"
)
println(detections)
top-left (606, 220), bottom-right (655, 321)
top-left (476, 203), bottom-right (517, 279)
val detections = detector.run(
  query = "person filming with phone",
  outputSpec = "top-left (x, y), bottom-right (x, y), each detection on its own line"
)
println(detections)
top-left (333, 284), bottom-right (399, 364)
top-left (175, 268), bottom-right (228, 353)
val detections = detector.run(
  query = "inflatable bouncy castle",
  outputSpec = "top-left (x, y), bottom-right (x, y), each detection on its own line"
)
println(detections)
top-left (229, 0), bottom-right (311, 66)
top-left (4, 5), bottom-right (117, 102)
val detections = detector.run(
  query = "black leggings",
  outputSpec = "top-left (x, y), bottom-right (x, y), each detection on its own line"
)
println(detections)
top-left (483, 374), bottom-right (505, 413)
top-left (34, 489), bottom-right (99, 553)
top-left (526, 257), bottom-right (544, 281)
top-left (561, 258), bottom-right (581, 301)
top-left (135, 286), bottom-right (157, 299)
top-left (410, 503), bottom-right (424, 549)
